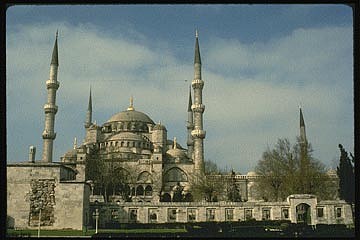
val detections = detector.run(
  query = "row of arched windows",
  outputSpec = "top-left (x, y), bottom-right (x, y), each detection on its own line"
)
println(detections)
top-left (133, 185), bottom-right (153, 196)
top-left (103, 122), bottom-right (149, 133)
top-left (100, 141), bottom-right (152, 149)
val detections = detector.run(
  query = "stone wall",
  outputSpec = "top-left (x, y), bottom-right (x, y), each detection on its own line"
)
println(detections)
top-left (89, 195), bottom-right (353, 226)
top-left (7, 163), bottom-right (89, 230)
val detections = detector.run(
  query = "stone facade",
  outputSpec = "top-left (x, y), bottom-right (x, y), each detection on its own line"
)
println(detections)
top-left (7, 163), bottom-right (90, 230)
top-left (88, 194), bottom-right (353, 226)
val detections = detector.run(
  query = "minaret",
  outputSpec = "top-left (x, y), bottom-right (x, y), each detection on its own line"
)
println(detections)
top-left (84, 87), bottom-right (92, 128)
top-left (299, 106), bottom-right (307, 144)
top-left (186, 85), bottom-right (194, 159)
top-left (42, 31), bottom-right (60, 162)
top-left (191, 30), bottom-right (206, 174)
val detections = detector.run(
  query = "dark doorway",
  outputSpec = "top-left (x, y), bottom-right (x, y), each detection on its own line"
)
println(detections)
top-left (296, 203), bottom-right (311, 224)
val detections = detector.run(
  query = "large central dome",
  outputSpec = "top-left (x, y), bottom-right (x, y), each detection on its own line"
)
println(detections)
top-left (107, 110), bottom-right (154, 124)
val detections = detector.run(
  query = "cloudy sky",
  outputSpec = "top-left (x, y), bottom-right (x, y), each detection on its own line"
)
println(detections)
top-left (6, 4), bottom-right (353, 173)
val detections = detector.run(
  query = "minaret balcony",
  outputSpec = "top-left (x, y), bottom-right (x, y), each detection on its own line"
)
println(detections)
top-left (191, 104), bottom-right (205, 113)
top-left (191, 129), bottom-right (206, 139)
top-left (46, 80), bottom-right (60, 89)
top-left (42, 131), bottom-right (56, 139)
top-left (186, 122), bottom-right (194, 129)
top-left (192, 79), bottom-right (204, 89)
top-left (44, 103), bottom-right (58, 114)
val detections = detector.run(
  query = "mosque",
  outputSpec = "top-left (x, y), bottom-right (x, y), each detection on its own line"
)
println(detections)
top-left (7, 31), bottom-right (353, 230)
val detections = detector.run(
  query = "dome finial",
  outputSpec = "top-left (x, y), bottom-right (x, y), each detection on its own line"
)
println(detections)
top-left (173, 137), bottom-right (177, 149)
top-left (195, 29), bottom-right (198, 38)
top-left (127, 96), bottom-right (135, 111)
top-left (73, 137), bottom-right (77, 149)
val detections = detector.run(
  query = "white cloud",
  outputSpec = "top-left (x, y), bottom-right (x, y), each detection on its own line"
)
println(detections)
top-left (7, 22), bottom-right (353, 173)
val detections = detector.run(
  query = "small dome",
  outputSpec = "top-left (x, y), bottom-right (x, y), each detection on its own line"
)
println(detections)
top-left (327, 169), bottom-right (337, 175)
top-left (153, 124), bottom-right (167, 131)
top-left (64, 149), bottom-right (77, 157)
top-left (62, 149), bottom-right (77, 163)
top-left (167, 148), bottom-right (187, 159)
top-left (107, 110), bottom-right (154, 125)
top-left (247, 171), bottom-right (257, 176)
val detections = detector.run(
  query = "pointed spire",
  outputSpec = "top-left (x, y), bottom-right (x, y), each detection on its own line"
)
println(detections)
top-left (85, 86), bottom-right (92, 128)
top-left (51, 30), bottom-right (59, 66)
top-left (194, 29), bottom-right (201, 64)
top-left (88, 86), bottom-right (92, 112)
top-left (300, 106), bottom-right (305, 128)
top-left (299, 106), bottom-right (307, 144)
top-left (188, 85), bottom-right (192, 112)
top-left (127, 96), bottom-right (135, 111)
top-left (73, 137), bottom-right (77, 150)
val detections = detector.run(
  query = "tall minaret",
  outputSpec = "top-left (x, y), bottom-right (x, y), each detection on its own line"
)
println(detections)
top-left (42, 31), bottom-right (60, 162)
top-left (299, 106), bottom-right (307, 144)
top-left (84, 87), bottom-right (92, 128)
top-left (186, 85), bottom-right (194, 159)
top-left (191, 30), bottom-right (206, 174)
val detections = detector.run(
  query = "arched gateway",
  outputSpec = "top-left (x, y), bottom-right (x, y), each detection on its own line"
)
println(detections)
top-left (296, 203), bottom-right (311, 224)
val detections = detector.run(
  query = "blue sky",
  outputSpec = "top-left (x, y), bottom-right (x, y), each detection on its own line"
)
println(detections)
top-left (6, 4), bottom-right (353, 173)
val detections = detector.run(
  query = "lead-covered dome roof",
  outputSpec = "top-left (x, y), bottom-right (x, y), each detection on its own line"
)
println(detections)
top-left (106, 110), bottom-right (154, 124)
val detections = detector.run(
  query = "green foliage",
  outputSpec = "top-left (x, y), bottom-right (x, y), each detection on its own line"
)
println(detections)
top-left (188, 160), bottom-right (225, 202)
top-left (204, 160), bottom-right (225, 175)
top-left (85, 155), bottom-right (135, 202)
top-left (254, 138), bottom-right (331, 201)
top-left (337, 144), bottom-right (355, 203)
top-left (226, 171), bottom-right (242, 202)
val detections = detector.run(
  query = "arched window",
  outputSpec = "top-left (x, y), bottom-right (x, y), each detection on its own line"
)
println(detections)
top-left (145, 185), bottom-right (152, 196)
top-left (162, 193), bottom-right (171, 202)
top-left (136, 185), bottom-right (144, 196)
top-left (137, 171), bottom-right (152, 183)
top-left (131, 187), bottom-right (135, 196)
top-left (184, 193), bottom-right (193, 202)
top-left (164, 168), bottom-right (188, 182)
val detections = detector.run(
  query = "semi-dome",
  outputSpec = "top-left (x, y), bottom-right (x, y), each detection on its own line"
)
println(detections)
top-left (166, 148), bottom-right (187, 159)
top-left (107, 110), bottom-right (154, 124)
top-left (247, 171), bottom-right (257, 176)
top-left (107, 132), bottom-right (144, 141)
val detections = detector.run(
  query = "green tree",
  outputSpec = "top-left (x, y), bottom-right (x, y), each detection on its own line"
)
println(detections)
top-left (254, 138), bottom-right (331, 201)
top-left (85, 153), bottom-right (106, 195)
top-left (205, 160), bottom-right (225, 175)
top-left (337, 144), bottom-right (355, 203)
top-left (226, 170), bottom-right (242, 202)
top-left (189, 160), bottom-right (224, 202)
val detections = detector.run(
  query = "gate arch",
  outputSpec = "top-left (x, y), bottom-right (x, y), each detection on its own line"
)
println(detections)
top-left (296, 203), bottom-right (311, 224)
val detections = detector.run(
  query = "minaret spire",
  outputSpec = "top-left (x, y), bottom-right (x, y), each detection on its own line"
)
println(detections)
top-left (51, 30), bottom-right (58, 66)
top-left (187, 85), bottom-right (194, 159)
top-left (299, 106), bottom-right (307, 144)
top-left (194, 29), bottom-right (201, 65)
top-left (191, 30), bottom-right (206, 174)
top-left (42, 31), bottom-right (60, 162)
top-left (85, 86), bottom-right (92, 128)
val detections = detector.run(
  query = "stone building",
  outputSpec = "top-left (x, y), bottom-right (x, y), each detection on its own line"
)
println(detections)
top-left (7, 31), bottom-right (351, 231)
top-left (60, 30), bottom-right (206, 203)
top-left (89, 194), bottom-right (353, 226)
